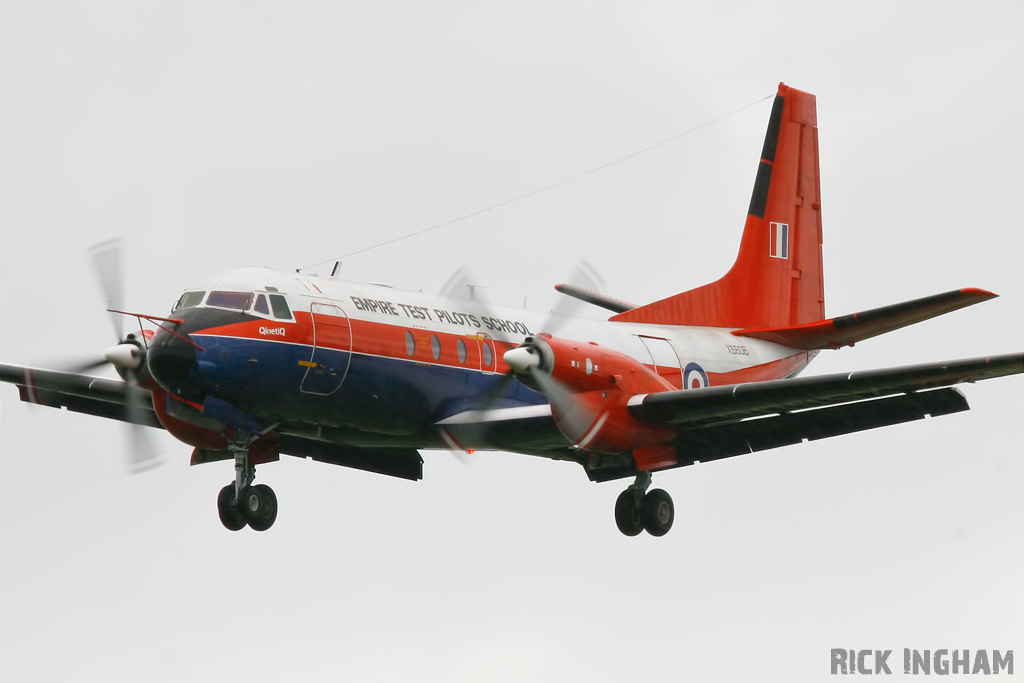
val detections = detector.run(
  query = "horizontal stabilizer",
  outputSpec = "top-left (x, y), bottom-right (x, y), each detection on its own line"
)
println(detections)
top-left (732, 288), bottom-right (996, 350)
top-left (554, 284), bottom-right (637, 314)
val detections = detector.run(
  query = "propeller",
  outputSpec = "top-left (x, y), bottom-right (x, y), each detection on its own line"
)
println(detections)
top-left (537, 260), bottom-right (607, 336)
top-left (495, 261), bottom-right (606, 441)
top-left (436, 262), bottom-right (609, 452)
top-left (88, 238), bottom-right (125, 341)
top-left (86, 238), bottom-right (163, 473)
top-left (502, 335), bottom-right (599, 444)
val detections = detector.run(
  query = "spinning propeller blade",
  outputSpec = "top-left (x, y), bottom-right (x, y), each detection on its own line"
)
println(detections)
top-left (88, 238), bottom-right (126, 342)
top-left (437, 261), bottom-right (607, 453)
top-left (84, 238), bottom-right (164, 473)
top-left (538, 260), bottom-right (607, 335)
top-left (54, 357), bottom-right (114, 374)
top-left (124, 368), bottom-right (161, 473)
top-left (529, 368), bottom-right (596, 444)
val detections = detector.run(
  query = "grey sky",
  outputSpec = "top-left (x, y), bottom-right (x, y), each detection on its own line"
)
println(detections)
top-left (1, 2), bottom-right (1021, 681)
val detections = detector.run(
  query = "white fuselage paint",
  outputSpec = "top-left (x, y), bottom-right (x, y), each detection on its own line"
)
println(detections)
top-left (182, 267), bottom-right (808, 382)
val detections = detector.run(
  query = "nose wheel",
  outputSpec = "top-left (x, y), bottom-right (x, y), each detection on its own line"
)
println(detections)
top-left (216, 431), bottom-right (279, 531)
top-left (614, 472), bottom-right (674, 537)
top-left (217, 481), bottom-right (279, 532)
top-left (217, 484), bottom-right (246, 531)
top-left (239, 484), bottom-right (278, 531)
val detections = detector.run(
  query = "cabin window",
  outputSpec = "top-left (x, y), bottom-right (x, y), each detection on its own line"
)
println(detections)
top-left (207, 291), bottom-right (253, 311)
top-left (176, 291), bottom-right (205, 309)
top-left (269, 294), bottom-right (292, 320)
top-left (253, 294), bottom-right (270, 315)
top-left (482, 341), bottom-right (493, 369)
top-left (430, 335), bottom-right (441, 360)
top-left (405, 331), bottom-right (416, 356)
top-left (457, 338), bottom-right (468, 364)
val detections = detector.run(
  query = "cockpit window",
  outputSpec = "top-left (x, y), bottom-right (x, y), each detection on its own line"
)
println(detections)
top-left (253, 294), bottom-right (270, 315)
top-left (206, 291), bottom-right (253, 311)
top-left (269, 294), bottom-right (292, 320)
top-left (176, 291), bottom-right (205, 309)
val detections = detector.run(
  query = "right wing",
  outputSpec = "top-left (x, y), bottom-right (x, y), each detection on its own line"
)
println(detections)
top-left (0, 363), bottom-right (425, 480)
top-left (0, 363), bottom-right (162, 427)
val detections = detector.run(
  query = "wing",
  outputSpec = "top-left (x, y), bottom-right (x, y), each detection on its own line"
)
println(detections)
top-left (435, 404), bottom-right (574, 458)
top-left (629, 353), bottom-right (1022, 426)
top-left (0, 363), bottom-right (162, 427)
top-left (578, 353), bottom-right (1024, 482)
top-left (0, 363), bottom-right (427, 480)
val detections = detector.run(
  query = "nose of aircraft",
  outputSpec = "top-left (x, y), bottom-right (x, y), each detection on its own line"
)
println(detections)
top-left (147, 326), bottom-right (199, 393)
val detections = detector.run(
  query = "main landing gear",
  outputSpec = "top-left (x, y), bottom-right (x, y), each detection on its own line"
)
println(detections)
top-left (614, 471), bottom-right (674, 537)
top-left (216, 431), bottom-right (278, 532)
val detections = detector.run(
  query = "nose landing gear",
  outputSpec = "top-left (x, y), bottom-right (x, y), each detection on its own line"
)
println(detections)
top-left (239, 483), bottom-right (278, 531)
top-left (217, 484), bottom-right (246, 531)
top-left (216, 431), bottom-right (279, 532)
top-left (614, 472), bottom-right (674, 537)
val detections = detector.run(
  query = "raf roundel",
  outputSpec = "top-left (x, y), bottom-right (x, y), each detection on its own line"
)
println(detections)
top-left (683, 362), bottom-right (709, 390)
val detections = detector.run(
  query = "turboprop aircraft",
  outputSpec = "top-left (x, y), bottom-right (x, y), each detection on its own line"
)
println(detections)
top-left (1, 83), bottom-right (1021, 537)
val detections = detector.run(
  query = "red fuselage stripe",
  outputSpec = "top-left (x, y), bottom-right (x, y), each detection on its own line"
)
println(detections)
top-left (195, 313), bottom-right (806, 388)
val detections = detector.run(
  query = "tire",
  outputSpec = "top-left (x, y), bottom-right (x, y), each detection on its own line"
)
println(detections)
top-left (217, 484), bottom-right (246, 531)
top-left (642, 488), bottom-right (674, 537)
top-left (614, 489), bottom-right (644, 537)
top-left (246, 484), bottom-right (278, 532)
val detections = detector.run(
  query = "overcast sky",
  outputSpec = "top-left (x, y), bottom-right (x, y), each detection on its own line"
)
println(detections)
top-left (1, 2), bottom-right (1021, 681)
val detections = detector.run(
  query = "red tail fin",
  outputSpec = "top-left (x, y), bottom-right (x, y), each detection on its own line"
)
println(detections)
top-left (611, 83), bottom-right (825, 329)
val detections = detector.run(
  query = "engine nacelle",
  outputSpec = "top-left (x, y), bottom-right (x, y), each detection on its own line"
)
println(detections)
top-left (550, 388), bottom-right (675, 454)
top-left (540, 335), bottom-right (675, 396)
top-left (508, 334), bottom-right (677, 454)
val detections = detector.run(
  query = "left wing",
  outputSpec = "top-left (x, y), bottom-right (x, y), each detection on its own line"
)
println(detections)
top-left (579, 352), bottom-right (1023, 482)
top-left (628, 353), bottom-right (1022, 427)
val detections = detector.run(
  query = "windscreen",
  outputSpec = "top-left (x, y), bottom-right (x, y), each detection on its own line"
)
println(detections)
top-left (269, 294), bottom-right (292, 320)
top-left (206, 291), bottom-right (253, 310)
top-left (176, 291), bottom-right (205, 309)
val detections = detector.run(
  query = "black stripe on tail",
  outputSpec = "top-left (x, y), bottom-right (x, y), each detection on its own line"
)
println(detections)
top-left (747, 95), bottom-right (785, 219)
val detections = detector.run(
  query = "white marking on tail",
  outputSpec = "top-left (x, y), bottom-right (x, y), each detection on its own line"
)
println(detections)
top-left (770, 222), bottom-right (789, 259)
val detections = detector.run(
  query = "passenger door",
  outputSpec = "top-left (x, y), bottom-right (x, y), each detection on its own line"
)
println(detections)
top-left (637, 335), bottom-right (682, 389)
top-left (300, 302), bottom-right (353, 395)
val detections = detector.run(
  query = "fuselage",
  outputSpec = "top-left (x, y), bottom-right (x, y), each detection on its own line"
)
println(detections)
top-left (146, 266), bottom-right (813, 451)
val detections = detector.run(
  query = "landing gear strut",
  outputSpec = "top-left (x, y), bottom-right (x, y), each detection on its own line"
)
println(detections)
top-left (216, 431), bottom-right (279, 532)
top-left (614, 472), bottom-right (674, 537)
